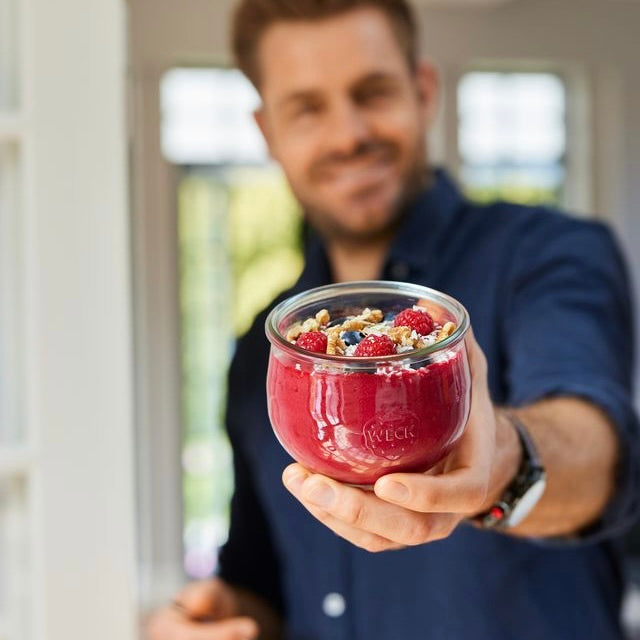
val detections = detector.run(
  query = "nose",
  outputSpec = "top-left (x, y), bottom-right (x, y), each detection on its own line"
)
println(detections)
top-left (324, 99), bottom-right (371, 157)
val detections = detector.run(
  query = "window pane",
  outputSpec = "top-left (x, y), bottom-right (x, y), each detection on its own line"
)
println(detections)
top-left (161, 68), bottom-right (267, 165)
top-left (178, 166), bottom-right (302, 578)
top-left (163, 66), bottom-right (303, 578)
top-left (0, 0), bottom-right (20, 110)
top-left (0, 144), bottom-right (23, 444)
top-left (458, 72), bottom-right (567, 205)
top-left (0, 477), bottom-right (30, 640)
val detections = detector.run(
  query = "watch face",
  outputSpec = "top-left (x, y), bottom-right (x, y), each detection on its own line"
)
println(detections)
top-left (507, 475), bottom-right (547, 527)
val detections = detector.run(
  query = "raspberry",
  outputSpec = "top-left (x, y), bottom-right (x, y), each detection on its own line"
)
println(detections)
top-left (296, 331), bottom-right (328, 353)
top-left (394, 308), bottom-right (434, 336)
top-left (354, 334), bottom-right (396, 357)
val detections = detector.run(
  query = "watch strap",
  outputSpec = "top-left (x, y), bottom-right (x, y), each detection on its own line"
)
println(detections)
top-left (475, 411), bottom-right (546, 529)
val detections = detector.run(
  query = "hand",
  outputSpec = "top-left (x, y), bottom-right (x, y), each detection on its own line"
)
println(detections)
top-left (282, 329), bottom-right (517, 552)
top-left (145, 578), bottom-right (259, 640)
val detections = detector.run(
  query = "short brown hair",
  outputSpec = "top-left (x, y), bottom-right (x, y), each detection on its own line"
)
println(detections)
top-left (231, 0), bottom-right (418, 89)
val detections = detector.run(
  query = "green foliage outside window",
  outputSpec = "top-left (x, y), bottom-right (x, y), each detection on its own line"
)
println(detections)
top-left (464, 184), bottom-right (562, 207)
top-left (178, 166), bottom-right (302, 577)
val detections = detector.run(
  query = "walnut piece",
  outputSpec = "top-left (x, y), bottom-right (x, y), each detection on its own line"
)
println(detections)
top-left (326, 331), bottom-right (346, 356)
top-left (437, 322), bottom-right (456, 341)
top-left (286, 324), bottom-right (304, 342)
top-left (315, 308), bottom-right (330, 326)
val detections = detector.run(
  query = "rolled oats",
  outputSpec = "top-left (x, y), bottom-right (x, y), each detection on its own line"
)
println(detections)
top-left (287, 304), bottom-right (454, 356)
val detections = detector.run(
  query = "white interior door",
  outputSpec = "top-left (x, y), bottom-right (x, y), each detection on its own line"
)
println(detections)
top-left (0, 0), bottom-right (138, 638)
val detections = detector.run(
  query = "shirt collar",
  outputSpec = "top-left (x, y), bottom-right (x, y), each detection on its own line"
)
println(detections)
top-left (385, 168), bottom-right (464, 275)
top-left (295, 168), bottom-right (464, 289)
top-left (293, 228), bottom-right (332, 292)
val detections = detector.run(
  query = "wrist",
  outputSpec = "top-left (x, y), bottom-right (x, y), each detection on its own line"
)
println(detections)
top-left (474, 410), bottom-right (548, 530)
top-left (478, 408), bottom-right (522, 515)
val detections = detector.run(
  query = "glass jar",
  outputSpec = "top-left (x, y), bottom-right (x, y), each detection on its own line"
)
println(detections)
top-left (265, 281), bottom-right (471, 486)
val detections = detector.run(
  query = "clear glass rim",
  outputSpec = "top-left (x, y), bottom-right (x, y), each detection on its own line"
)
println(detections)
top-left (265, 280), bottom-right (470, 367)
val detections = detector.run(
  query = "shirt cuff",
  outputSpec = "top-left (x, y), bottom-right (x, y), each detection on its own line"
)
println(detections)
top-left (510, 376), bottom-right (640, 545)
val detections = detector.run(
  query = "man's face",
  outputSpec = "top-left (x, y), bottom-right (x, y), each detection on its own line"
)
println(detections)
top-left (255, 8), bottom-right (438, 243)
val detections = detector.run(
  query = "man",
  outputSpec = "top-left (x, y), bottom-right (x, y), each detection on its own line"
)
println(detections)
top-left (147, 1), bottom-right (640, 638)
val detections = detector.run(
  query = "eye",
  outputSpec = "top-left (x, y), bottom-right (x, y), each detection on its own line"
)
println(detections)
top-left (298, 104), bottom-right (319, 115)
top-left (357, 84), bottom-right (397, 105)
top-left (291, 102), bottom-right (322, 120)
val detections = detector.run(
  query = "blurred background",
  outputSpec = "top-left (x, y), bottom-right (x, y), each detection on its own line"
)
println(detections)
top-left (1, 0), bottom-right (639, 638)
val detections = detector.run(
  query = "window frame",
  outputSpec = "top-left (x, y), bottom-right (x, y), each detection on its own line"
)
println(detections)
top-left (450, 60), bottom-right (593, 215)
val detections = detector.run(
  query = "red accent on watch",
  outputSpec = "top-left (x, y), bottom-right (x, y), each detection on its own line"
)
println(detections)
top-left (489, 506), bottom-right (505, 521)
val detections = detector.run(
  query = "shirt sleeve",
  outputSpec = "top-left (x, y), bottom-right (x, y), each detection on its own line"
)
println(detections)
top-left (502, 214), bottom-right (640, 543)
top-left (216, 335), bottom-right (285, 614)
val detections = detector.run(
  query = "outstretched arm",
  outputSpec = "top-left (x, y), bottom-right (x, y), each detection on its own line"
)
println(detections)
top-left (282, 330), bottom-right (621, 551)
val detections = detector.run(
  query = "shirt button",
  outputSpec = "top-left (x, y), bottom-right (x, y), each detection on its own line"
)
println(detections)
top-left (389, 261), bottom-right (410, 280)
top-left (322, 592), bottom-right (346, 618)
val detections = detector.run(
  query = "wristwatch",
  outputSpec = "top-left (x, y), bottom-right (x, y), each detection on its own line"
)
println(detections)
top-left (475, 412), bottom-right (547, 529)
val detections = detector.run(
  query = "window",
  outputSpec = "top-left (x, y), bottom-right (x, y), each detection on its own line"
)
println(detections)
top-left (0, 0), bottom-right (29, 635)
top-left (161, 68), bottom-right (268, 166)
top-left (458, 71), bottom-right (567, 206)
top-left (0, 142), bottom-right (24, 448)
top-left (161, 68), bottom-right (303, 578)
top-left (0, 0), bottom-right (19, 110)
top-left (0, 477), bottom-right (29, 640)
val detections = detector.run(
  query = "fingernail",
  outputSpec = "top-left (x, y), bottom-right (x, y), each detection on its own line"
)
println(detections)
top-left (377, 479), bottom-right (409, 503)
top-left (283, 468), bottom-right (306, 493)
top-left (306, 481), bottom-right (335, 508)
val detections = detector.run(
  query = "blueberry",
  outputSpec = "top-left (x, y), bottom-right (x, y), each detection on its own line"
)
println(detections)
top-left (383, 312), bottom-right (397, 323)
top-left (341, 331), bottom-right (365, 346)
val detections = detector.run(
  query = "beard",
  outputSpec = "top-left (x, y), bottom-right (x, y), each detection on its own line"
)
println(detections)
top-left (298, 137), bottom-right (430, 246)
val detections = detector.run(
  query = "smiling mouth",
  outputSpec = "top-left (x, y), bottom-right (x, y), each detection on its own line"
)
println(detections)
top-left (320, 154), bottom-right (396, 193)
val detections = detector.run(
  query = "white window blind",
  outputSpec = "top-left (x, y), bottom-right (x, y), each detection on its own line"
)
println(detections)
top-left (458, 71), bottom-right (567, 205)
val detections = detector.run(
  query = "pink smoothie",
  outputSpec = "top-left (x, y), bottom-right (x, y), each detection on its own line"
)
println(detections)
top-left (267, 344), bottom-right (470, 485)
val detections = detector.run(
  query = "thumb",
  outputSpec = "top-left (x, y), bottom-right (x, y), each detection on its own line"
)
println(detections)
top-left (464, 326), bottom-right (488, 389)
top-left (180, 616), bottom-right (259, 640)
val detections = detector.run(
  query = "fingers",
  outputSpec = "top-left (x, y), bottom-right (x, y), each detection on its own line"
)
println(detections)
top-left (283, 465), bottom-right (458, 548)
top-left (146, 578), bottom-right (258, 640)
top-left (465, 326), bottom-right (488, 385)
top-left (146, 606), bottom-right (258, 640)
top-left (183, 617), bottom-right (259, 640)
top-left (464, 328), bottom-right (496, 436)
top-left (304, 502), bottom-right (407, 553)
top-left (374, 469), bottom-right (488, 515)
top-left (174, 579), bottom-right (236, 621)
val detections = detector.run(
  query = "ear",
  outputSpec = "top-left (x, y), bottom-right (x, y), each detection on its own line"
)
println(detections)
top-left (254, 107), bottom-right (279, 161)
top-left (414, 59), bottom-right (440, 128)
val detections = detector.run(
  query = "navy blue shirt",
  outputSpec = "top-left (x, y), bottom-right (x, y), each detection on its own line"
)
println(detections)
top-left (218, 170), bottom-right (640, 640)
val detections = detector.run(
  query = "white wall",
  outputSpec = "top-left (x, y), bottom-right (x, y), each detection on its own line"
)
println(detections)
top-left (27, 0), bottom-right (138, 638)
